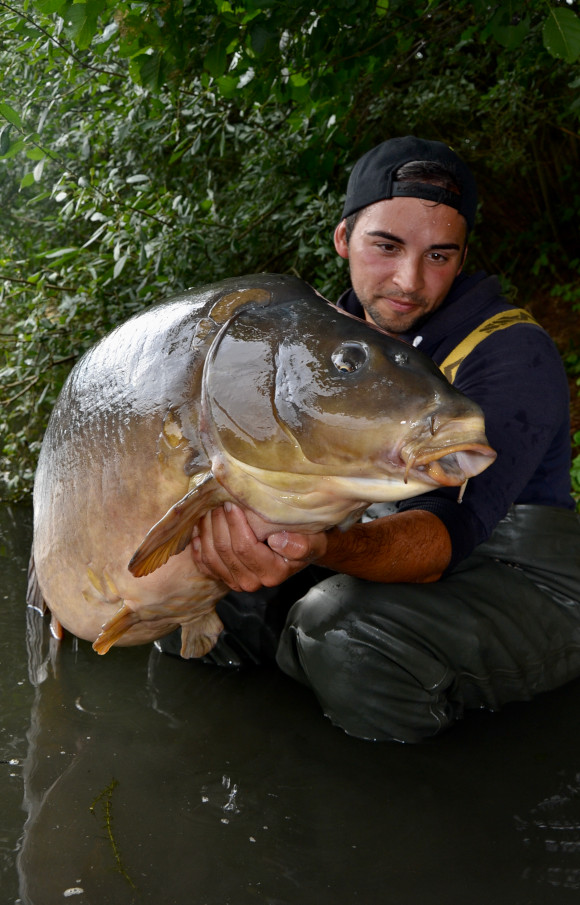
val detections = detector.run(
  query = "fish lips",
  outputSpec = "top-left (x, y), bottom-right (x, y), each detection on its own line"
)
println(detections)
top-left (399, 431), bottom-right (497, 487)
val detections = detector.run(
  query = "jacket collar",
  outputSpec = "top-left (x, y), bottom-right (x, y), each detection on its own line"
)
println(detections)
top-left (336, 271), bottom-right (504, 353)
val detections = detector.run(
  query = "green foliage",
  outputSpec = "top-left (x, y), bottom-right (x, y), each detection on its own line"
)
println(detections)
top-left (543, 6), bottom-right (580, 62)
top-left (0, 0), bottom-right (579, 499)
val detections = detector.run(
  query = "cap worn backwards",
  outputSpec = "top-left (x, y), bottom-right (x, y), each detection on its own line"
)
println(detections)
top-left (341, 135), bottom-right (478, 232)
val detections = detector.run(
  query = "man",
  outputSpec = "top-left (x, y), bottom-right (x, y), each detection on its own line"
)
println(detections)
top-left (162, 136), bottom-right (580, 742)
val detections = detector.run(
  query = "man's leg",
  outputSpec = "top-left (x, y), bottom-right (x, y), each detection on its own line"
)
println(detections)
top-left (276, 551), bottom-right (580, 743)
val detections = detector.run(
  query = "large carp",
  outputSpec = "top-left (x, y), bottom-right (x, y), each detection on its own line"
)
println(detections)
top-left (28, 274), bottom-right (496, 659)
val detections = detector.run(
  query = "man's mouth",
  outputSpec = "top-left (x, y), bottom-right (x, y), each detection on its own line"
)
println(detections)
top-left (384, 296), bottom-right (422, 314)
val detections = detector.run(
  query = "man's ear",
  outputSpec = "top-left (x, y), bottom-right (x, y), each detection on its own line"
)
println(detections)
top-left (334, 220), bottom-right (349, 259)
top-left (458, 242), bottom-right (468, 274)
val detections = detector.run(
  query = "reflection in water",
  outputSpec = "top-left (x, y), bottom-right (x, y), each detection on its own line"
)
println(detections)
top-left (2, 501), bottom-right (580, 904)
top-left (516, 772), bottom-right (580, 891)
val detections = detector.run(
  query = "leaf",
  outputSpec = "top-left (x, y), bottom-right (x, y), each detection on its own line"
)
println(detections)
top-left (25, 147), bottom-right (46, 161)
top-left (0, 125), bottom-right (11, 156)
top-left (543, 7), bottom-right (580, 63)
top-left (82, 223), bottom-right (108, 247)
top-left (0, 138), bottom-right (25, 160)
top-left (250, 22), bottom-right (275, 56)
top-left (289, 73), bottom-right (310, 103)
top-left (93, 21), bottom-right (119, 45)
top-left (41, 247), bottom-right (79, 259)
top-left (34, 0), bottom-right (68, 12)
top-left (19, 172), bottom-right (35, 189)
top-left (113, 254), bottom-right (128, 279)
top-left (0, 102), bottom-right (24, 130)
top-left (138, 51), bottom-right (167, 92)
top-left (126, 174), bottom-right (150, 184)
top-left (204, 41), bottom-right (228, 77)
top-left (62, 1), bottom-right (103, 50)
top-left (203, 27), bottom-right (239, 78)
top-left (490, 18), bottom-right (529, 51)
top-left (216, 74), bottom-right (239, 98)
top-left (33, 160), bottom-right (45, 182)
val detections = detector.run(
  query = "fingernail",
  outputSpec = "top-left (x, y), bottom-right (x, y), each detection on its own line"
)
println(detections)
top-left (192, 537), bottom-right (201, 554)
top-left (224, 501), bottom-right (232, 513)
top-left (268, 531), bottom-right (288, 552)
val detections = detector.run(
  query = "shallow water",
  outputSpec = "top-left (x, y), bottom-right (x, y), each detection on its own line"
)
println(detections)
top-left (2, 503), bottom-right (580, 905)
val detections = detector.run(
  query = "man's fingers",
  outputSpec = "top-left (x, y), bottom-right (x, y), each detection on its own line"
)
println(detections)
top-left (191, 505), bottom-right (298, 592)
top-left (191, 509), bottom-right (247, 590)
top-left (190, 504), bottom-right (329, 593)
top-left (268, 530), bottom-right (327, 564)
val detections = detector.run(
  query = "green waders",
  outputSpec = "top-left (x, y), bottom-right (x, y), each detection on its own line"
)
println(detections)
top-left (276, 505), bottom-right (580, 742)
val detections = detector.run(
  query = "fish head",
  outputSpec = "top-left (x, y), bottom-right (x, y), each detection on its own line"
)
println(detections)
top-left (199, 279), bottom-right (496, 520)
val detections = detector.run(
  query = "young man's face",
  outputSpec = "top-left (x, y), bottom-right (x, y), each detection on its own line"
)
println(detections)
top-left (334, 196), bottom-right (468, 334)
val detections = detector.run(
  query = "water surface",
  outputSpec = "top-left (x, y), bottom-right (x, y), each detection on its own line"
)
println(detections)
top-left (2, 502), bottom-right (580, 904)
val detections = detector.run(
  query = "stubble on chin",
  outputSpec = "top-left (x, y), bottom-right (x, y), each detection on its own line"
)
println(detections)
top-left (363, 302), bottom-right (428, 336)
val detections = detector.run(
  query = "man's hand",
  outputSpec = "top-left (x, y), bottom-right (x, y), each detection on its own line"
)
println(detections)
top-left (191, 502), bottom-right (328, 592)
top-left (191, 503), bottom-right (452, 591)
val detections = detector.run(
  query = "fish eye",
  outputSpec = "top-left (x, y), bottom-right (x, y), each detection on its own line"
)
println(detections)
top-left (331, 342), bottom-right (368, 374)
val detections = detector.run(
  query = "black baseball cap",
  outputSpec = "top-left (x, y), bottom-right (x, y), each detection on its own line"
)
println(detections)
top-left (341, 136), bottom-right (478, 232)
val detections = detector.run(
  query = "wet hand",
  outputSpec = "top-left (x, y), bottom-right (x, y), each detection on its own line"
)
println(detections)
top-left (190, 502), bottom-right (327, 593)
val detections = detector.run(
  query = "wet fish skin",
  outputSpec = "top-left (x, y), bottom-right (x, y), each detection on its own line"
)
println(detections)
top-left (28, 274), bottom-right (495, 658)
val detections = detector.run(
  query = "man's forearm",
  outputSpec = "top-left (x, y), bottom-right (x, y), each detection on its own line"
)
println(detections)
top-left (318, 510), bottom-right (453, 584)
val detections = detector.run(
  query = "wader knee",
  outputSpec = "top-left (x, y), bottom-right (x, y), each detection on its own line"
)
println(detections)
top-left (276, 575), bottom-right (461, 743)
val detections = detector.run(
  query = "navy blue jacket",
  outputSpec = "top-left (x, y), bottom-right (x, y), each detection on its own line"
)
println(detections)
top-left (337, 271), bottom-right (574, 569)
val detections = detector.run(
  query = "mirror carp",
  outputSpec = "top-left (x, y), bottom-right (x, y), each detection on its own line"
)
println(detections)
top-left (27, 274), bottom-right (496, 658)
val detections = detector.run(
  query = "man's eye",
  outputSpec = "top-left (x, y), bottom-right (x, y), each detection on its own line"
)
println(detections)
top-left (331, 342), bottom-right (368, 374)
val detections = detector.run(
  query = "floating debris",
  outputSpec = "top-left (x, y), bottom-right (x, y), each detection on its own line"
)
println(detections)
top-left (89, 779), bottom-right (136, 890)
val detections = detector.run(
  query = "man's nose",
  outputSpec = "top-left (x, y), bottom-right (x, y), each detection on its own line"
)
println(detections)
top-left (393, 256), bottom-right (423, 294)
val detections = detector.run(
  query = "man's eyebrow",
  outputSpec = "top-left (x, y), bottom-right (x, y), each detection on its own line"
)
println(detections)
top-left (366, 230), bottom-right (405, 244)
top-left (365, 230), bottom-right (461, 252)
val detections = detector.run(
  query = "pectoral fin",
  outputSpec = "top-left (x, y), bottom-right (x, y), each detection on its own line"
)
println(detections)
top-left (129, 470), bottom-right (229, 578)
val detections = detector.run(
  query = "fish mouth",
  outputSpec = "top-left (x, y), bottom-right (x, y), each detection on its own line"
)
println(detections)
top-left (399, 428), bottom-right (497, 487)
